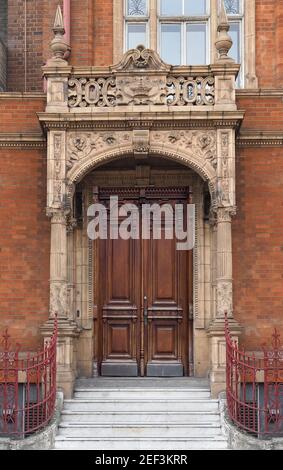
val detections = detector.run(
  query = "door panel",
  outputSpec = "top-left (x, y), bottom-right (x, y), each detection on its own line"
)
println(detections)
top-left (97, 187), bottom-right (192, 377)
top-left (100, 223), bottom-right (140, 376)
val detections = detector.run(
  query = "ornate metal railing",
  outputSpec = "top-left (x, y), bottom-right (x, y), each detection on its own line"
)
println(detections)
top-left (0, 319), bottom-right (57, 439)
top-left (225, 315), bottom-right (283, 438)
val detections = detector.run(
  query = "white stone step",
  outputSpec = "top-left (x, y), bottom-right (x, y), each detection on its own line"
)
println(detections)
top-left (55, 437), bottom-right (228, 451)
top-left (74, 388), bottom-right (211, 400)
top-left (60, 410), bottom-right (220, 424)
top-left (58, 423), bottom-right (222, 439)
top-left (63, 398), bottom-right (219, 413)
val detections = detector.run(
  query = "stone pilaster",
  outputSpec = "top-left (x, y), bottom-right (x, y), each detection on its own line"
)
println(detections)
top-left (41, 209), bottom-right (80, 399)
top-left (208, 207), bottom-right (241, 397)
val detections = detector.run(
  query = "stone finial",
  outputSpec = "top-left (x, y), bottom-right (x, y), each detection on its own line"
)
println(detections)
top-left (49, 5), bottom-right (68, 64)
top-left (215, 0), bottom-right (234, 63)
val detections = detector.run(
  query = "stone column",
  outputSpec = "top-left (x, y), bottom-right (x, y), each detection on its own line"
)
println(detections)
top-left (41, 209), bottom-right (80, 399)
top-left (208, 206), bottom-right (241, 397)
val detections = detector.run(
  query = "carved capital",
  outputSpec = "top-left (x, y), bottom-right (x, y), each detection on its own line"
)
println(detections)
top-left (215, 206), bottom-right (237, 223)
top-left (46, 207), bottom-right (69, 223)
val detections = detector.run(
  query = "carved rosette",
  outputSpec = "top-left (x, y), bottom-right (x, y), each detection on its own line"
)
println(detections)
top-left (151, 130), bottom-right (217, 169)
top-left (66, 132), bottom-right (132, 170)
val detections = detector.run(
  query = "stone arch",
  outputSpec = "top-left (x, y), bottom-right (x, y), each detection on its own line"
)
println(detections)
top-left (67, 144), bottom-right (217, 207)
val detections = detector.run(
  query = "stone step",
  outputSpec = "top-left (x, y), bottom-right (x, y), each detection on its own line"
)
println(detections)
top-left (73, 388), bottom-right (211, 400)
top-left (60, 410), bottom-right (220, 424)
top-left (55, 437), bottom-right (228, 451)
top-left (58, 423), bottom-right (222, 438)
top-left (63, 398), bottom-right (219, 413)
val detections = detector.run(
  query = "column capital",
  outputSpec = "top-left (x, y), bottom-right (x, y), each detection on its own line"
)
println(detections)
top-left (214, 206), bottom-right (237, 223)
top-left (46, 207), bottom-right (70, 222)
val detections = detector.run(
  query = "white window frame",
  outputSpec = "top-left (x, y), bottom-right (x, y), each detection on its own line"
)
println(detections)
top-left (223, 1), bottom-right (245, 86)
top-left (158, 1), bottom-right (211, 66)
top-left (114, 0), bottom-right (258, 89)
top-left (124, 0), bottom-right (150, 50)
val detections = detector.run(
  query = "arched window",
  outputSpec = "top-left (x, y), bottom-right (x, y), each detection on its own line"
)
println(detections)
top-left (113, 0), bottom-right (257, 88)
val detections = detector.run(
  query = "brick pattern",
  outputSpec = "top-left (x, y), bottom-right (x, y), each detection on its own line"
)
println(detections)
top-left (0, 147), bottom-right (50, 350)
top-left (233, 146), bottom-right (283, 349)
top-left (0, 98), bottom-right (45, 133)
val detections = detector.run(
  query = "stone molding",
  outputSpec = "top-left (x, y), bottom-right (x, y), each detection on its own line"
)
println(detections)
top-left (237, 132), bottom-right (283, 147)
top-left (0, 133), bottom-right (46, 148)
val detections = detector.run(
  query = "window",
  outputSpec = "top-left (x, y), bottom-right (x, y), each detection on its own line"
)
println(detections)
top-left (125, 0), bottom-right (149, 49)
top-left (159, 0), bottom-right (209, 65)
top-left (224, 0), bottom-right (244, 86)
top-left (118, 1), bottom-right (256, 88)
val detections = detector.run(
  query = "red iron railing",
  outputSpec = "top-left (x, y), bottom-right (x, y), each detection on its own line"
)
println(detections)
top-left (0, 319), bottom-right (57, 439)
top-left (225, 315), bottom-right (283, 438)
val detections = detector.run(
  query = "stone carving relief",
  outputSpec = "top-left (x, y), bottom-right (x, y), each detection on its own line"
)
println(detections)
top-left (217, 282), bottom-right (233, 317)
top-left (67, 132), bottom-right (132, 169)
top-left (217, 132), bottom-right (232, 207)
top-left (50, 282), bottom-right (68, 317)
top-left (67, 47), bottom-right (215, 109)
top-left (52, 134), bottom-right (63, 206)
top-left (167, 76), bottom-right (215, 106)
top-left (116, 76), bottom-right (167, 106)
top-left (151, 130), bottom-right (217, 169)
top-left (68, 77), bottom-right (116, 108)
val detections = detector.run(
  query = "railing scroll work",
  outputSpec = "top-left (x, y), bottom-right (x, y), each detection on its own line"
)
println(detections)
top-left (225, 315), bottom-right (283, 437)
top-left (0, 319), bottom-right (57, 439)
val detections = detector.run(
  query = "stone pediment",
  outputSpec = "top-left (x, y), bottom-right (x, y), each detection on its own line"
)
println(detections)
top-left (111, 45), bottom-right (171, 74)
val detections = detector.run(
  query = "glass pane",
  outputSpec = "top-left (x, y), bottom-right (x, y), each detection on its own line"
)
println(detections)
top-left (127, 23), bottom-right (147, 49)
top-left (186, 24), bottom-right (206, 65)
top-left (160, 24), bottom-right (181, 65)
top-left (224, 0), bottom-right (240, 15)
top-left (127, 0), bottom-right (147, 16)
top-left (229, 22), bottom-right (240, 62)
top-left (184, 0), bottom-right (207, 16)
top-left (160, 0), bottom-right (182, 16)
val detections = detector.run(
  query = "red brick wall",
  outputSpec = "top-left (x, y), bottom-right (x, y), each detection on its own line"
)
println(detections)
top-left (93, 0), bottom-right (113, 66)
top-left (7, 0), bottom-right (44, 92)
top-left (0, 146), bottom-right (50, 350)
top-left (233, 145), bottom-right (283, 350)
top-left (0, 97), bottom-right (49, 349)
top-left (0, 96), bottom-right (45, 133)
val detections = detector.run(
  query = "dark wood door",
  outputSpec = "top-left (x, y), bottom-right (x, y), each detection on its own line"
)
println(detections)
top-left (97, 187), bottom-right (192, 377)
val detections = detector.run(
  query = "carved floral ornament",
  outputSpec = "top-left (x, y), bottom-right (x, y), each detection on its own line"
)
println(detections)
top-left (68, 46), bottom-right (215, 108)
top-left (66, 130), bottom-right (217, 171)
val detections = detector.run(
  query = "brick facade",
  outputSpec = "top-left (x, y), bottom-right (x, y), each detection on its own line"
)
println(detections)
top-left (0, 1), bottom-right (282, 355)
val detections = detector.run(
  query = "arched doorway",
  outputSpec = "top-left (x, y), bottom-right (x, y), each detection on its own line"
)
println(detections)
top-left (87, 156), bottom-right (196, 377)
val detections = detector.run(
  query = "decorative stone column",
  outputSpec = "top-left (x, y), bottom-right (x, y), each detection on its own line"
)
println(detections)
top-left (207, 0), bottom-right (242, 399)
top-left (41, 208), bottom-right (80, 398)
top-left (40, 6), bottom-right (80, 399)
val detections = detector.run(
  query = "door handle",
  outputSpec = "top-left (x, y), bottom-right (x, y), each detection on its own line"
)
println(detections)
top-left (143, 295), bottom-right (148, 326)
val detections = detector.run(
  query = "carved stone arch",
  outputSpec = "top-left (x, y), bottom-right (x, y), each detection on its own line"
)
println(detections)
top-left (66, 145), bottom-right (218, 208)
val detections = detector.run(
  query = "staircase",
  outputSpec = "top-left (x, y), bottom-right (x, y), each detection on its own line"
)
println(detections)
top-left (55, 378), bottom-right (227, 450)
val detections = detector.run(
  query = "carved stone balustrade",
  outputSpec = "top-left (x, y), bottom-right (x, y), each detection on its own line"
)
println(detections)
top-left (42, 46), bottom-right (240, 115)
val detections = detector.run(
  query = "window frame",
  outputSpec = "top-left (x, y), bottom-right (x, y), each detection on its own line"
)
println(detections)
top-left (114, 0), bottom-right (258, 89)
top-left (125, 0), bottom-right (150, 49)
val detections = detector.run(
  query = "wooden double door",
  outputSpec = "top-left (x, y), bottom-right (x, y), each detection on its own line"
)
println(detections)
top-left (95, 187), bottom-right (193, 377)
